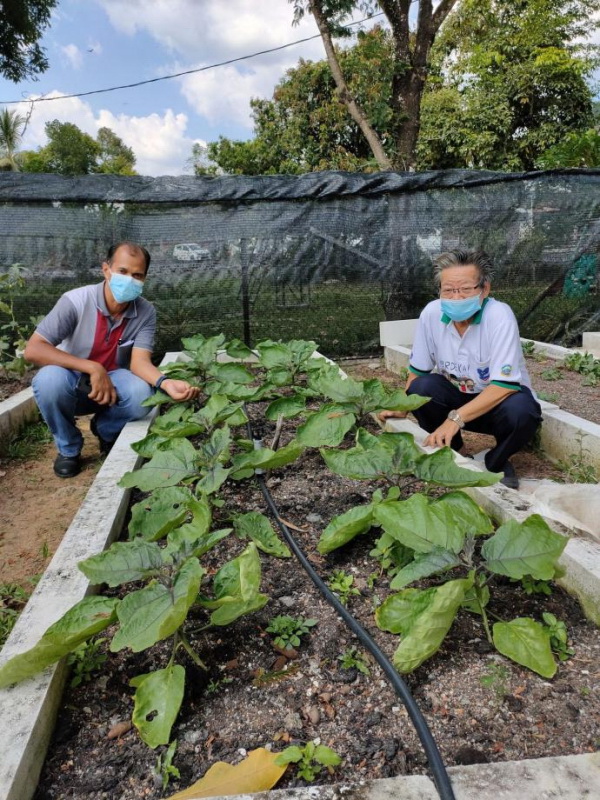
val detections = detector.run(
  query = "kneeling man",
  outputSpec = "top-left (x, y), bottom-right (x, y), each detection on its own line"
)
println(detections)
top-left (380, 250), bottom-right (541, 489)
top-left (25, 241), bottom-right (199, 478)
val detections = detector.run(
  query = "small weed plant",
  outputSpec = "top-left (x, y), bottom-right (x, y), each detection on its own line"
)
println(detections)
top-left (154, 740), bottom-right (180, 790)
top-left (542, 612), bottom-right (574, 661)
top-left (521, 340), bottom-right (536, 357)
top-left (205, 675), bottom-right (233, 694)
top-left (7, 420), bottom-right (53, 460)
top-left (541, 366), bottom-right (562, 381)
top-left (266, 615), bottom-right (317, 650)
top-left (67, 637), bottom-right (108, 687)
top-left (480, 662), bottom-right (510, 702)
top-left (557, 434), bottom-right (598, 483)
top-left (338, 647), bottom-right (370, 675)
top-left (537, 390), bottom-right (558, 404)
top-left (327, 570), bottom-right (360, 605)
top-left (563, 351), bottom-right (600, 386)
top-left (0, 582), bottom-right (31, 647)
top-left (275, 740), bottom-right (341, 782)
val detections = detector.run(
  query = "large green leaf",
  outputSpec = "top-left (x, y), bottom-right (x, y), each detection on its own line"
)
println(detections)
top-left (130, 433), bottom-right (175, 458)
top-left (482, 514), bottom-right (567, 580)
top-left (196, 464), bottom-right (232, 495)
top-left (111, 558), bottom-right (204, 653)
top-left (317, 504), bottom-right (375, 554)
top-left (361, 380), bottom-right (431, 416)
top-left (182, 333), bottom-right (225, 366)
top-left (230, 440), bottom-right (304, 478)
top-left (207, 544), bottom-right (269, 626)
top-left (162, 496), bottom-right (217, 560)
top-left (150, 419), bottom-right (204, 440)
top-left (131, 664), bottom-right (185, 748)
top-left (128, 487), bottom-right (194, 541)
top-left (256, 340), bottom-right (291, 369)
top-left (321, 431), bottom-right (422, 480)
top-left (234, 512), bottom-right (291, 558)
top-left (297, 404), bottom-right (356, 447)
top-left (207, 362), bottom-right (255, 384)
top-left (265, 395), bottom-right (306, 420)
top-left (493, 618), bottom-right (557, 678)
top-left (198, 426), bottom-right (231, 467)
top-left (434, 491), bottom-right (493, 537)
top-left (0, 596), bottom-right (119, 687)
top-left (414, 448), bottom-right (502, 487)
top-left (119, 439), bottom-right (198, 491)
top-left (390, 548), bottom-right (462, 590)
top-left (166, 527), bottom-right (232, 563)
top-left (204, 381), bottom-right (264, 401)
top-left (191, 394), bottom-right (247, 429)
top-left (391, 577), bottom-right (473, 673)
top-left (78, 540), bottom-right (164, 587)
top-left (311, 364), bottom-right (364, 404)
top-left (374, 495), bottom-right (465, 554)
top-left (140, 391), bottom-right (173, 408)
top-left (375, 587), bottom-right (436, 636)
top-left (225, 338), bottom-right (255, 360)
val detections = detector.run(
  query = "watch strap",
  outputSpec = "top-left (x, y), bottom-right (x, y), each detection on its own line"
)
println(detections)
top-left (154, 375), bottom-right (168, 391)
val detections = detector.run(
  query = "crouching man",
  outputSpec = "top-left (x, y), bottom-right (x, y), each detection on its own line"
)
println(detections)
top-left (380, 250), bottom-right (542, 489)
top-left (24, 241), bottom-right (200, 478)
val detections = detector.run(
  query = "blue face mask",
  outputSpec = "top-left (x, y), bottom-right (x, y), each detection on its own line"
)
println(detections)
top-left (109, 273), bottom-right (144, 303)
top-left (441, 293), bottom-right (483, 322)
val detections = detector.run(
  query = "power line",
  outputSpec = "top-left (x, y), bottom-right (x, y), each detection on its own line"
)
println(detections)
top-left (0, 12), bottom-right (384, 106)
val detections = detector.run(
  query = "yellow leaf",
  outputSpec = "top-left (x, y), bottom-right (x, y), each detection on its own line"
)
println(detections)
top-left (166, 747), bottom-right (287, 799)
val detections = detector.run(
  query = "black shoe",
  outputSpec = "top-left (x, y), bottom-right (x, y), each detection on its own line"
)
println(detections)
top-left (500, 461), bottom-right (519, 490)
top-left (54, 453), bottom-right (81, 478)
top-left (90, 416), bottom-right (115, 455)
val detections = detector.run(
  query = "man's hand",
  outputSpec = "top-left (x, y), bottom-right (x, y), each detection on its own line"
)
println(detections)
top-left (377, 409), bottom-right (409, 423)
top-left (423, 419), bottom-right (460, 449)
top-left (89, 366), bottom-right (117, 406)
top-left (161, 379), bottom-right (201, 402)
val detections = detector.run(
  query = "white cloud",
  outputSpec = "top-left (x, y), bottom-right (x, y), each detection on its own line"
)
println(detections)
top-left (61, 43), bottom-right (83, 70)
top-left (15, 92), bottom-right (195, 176)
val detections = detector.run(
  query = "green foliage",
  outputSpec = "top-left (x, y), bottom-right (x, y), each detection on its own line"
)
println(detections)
top-left (563, 351), bottom-right (600, 383)
top-left (536, 128), bottom-right (600, 168)
top-left (67, 637), bottom-right (107, 687)
top-left (266, 615), bottom-right (317, 650)
top-left (0, 264), bottom-right (41, 376)
top-left (537, 391), bottom-right (559, 404)
top-left (479, 662), bottom-right (510, 702)
top-left (205, 676), bottom-right (233, 694)
top-left (518, 575), bottom-right (553, 596)
top-left (131, 665), bottom-right (185, 748)
top-left (338, 647), bottom-right (370, 675)
top-left (521, 340), bottom-right (536, 357)
top-left (0, 0), bottom-right (56, 81)
top-left (541, 367), bottom-right (562, 381)
top-left (275, 741), bottom-right (341, 782)
top-left (542, 612), bottom-right (574, 661)
top-left (557, 434), bottom-right (598, 483)
top-left (154, 740), bottom-right (180, 791)
top-left (6, 420), bottom-right (52, 459)
top-left (327, 570), bottom-right (360, 605)
top-left (0, 581), bottom-right (32, 648)
top-left (20, 120), bottom-right (136, 175)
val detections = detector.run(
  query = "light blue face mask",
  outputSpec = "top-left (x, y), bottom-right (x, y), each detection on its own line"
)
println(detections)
top-left (441, 293), bottom-right (483, 322)
top-left (109, 272), bottom-right (144, 303)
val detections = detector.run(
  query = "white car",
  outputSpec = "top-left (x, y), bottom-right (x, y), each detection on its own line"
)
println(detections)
top-left (173, 243), bottom-right (210, 261)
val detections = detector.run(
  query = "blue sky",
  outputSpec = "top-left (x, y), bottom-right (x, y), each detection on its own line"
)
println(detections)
top-left (0, 0), bottom-right (332, 175)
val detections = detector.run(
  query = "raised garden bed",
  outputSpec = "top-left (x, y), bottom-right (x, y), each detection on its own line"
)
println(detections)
top-left (1, 341), bottom-right (599, 800)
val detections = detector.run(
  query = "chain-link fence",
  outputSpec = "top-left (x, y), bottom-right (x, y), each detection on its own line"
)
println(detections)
top-left (1, 169), bottom-right (599, 361)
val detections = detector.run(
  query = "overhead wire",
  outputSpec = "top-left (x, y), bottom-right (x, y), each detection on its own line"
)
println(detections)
top-left (0, 12), bottom-right (385, 105)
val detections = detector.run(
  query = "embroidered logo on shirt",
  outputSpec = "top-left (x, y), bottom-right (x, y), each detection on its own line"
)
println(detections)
top-left (477, 367), bottom-right (490, 381)
top-left (501, 364), bottom-right (513, 376)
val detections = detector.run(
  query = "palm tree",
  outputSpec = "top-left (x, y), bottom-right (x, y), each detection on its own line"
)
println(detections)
top-left (0, 108), bottom-right (26, 171)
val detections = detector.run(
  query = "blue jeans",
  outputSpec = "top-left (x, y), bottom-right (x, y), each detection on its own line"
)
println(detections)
top-left (32, 366), bottom-right (153, 457)
top-left (407, 373), bottom-right (542, 472)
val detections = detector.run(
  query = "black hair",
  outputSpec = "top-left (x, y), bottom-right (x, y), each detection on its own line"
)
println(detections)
top-left (106, 242), bottom-right (151, 273)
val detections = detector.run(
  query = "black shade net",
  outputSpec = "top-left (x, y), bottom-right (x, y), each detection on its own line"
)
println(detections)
top-left (0, 169), bottom-right (598, 361)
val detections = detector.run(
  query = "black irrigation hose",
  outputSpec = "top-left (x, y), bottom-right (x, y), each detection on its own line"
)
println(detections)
top-left (248, 449), bottom-right (456, 800)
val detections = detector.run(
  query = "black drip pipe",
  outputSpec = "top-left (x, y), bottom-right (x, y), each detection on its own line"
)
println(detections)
top-left (252, 468), bottom-right (457, 800)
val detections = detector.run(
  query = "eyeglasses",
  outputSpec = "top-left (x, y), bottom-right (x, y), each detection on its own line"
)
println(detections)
top-left (439, 284), bottom-right (482, 298)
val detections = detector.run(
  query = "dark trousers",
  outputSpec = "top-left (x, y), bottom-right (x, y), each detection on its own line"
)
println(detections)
top-left (407, 374), bottom-right (542, 472)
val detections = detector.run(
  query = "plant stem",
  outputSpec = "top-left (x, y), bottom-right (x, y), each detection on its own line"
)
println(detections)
top-left (178, 631), bottom-right (208, 669)
top-left (475, 585), bottom-right (493, 644)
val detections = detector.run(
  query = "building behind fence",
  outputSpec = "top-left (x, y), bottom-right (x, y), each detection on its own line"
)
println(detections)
top-left (0, 169), bottom-right (599, 360)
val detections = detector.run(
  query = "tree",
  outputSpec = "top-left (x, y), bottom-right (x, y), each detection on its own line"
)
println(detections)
top-left (19, 120), bottom-right (138, 175)
top-left (199, 27), bottom-right (395, 175)
top-left (417, 0), bottom-right (600, 171)
top-left (535, 129), bottom-right (600, 168)
top-left (0, 108), bottom-right (26, 171)
top-left (0, 0), bottom-right (57, 82)
top-left (291, 1), bottom-right (459, 169)
top-left (96, 127), bottom-right (136, 175)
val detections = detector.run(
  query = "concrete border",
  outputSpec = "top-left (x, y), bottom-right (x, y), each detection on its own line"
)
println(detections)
top-left (0, 387), bottom-right (38, 455)
top-left (1, 355), bottom-right (599, 800)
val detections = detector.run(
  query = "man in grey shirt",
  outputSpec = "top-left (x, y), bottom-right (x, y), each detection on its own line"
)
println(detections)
top-left (25, 241), bottom-right (199, 477)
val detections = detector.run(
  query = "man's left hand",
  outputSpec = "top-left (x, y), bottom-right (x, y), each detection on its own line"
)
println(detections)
top-left (423, 419), bottom-right (460, 449)
top-left (161, 378), bottom-right (201, 402)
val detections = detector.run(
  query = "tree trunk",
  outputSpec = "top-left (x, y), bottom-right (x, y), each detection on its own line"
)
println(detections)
top-left (309, 0), bottom-right (393, 171)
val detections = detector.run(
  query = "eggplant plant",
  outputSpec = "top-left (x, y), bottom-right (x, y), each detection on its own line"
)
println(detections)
top-left (317, 430), bottom-right (568, 678)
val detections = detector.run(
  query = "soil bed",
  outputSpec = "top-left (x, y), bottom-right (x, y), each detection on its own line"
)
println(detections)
top-left (33, 397), bottom-right (600, 800)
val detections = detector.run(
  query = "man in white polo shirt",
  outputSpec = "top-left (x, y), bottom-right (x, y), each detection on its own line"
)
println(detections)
top-left (24, 241), bottom-right (200, 478)
top-left (380, 250), bottom-right (542, 489)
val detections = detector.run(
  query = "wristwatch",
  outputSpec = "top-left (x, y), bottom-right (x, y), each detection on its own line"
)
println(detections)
top-left (154, 375), bottom-right (168, 391)
top-left (448, 409), bottom-right (465, 429)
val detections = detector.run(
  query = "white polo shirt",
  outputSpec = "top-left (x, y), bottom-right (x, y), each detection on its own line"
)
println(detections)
top-left (409, 297), bottom-right (532, 394)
